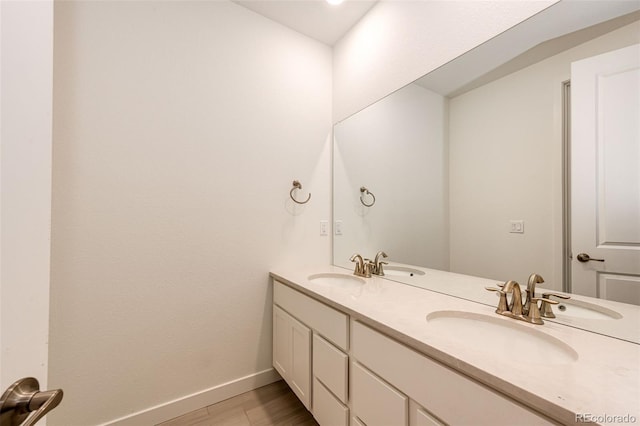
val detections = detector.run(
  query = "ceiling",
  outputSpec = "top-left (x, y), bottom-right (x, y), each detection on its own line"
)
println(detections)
top-left (232, 0), bottom-right (378, 46)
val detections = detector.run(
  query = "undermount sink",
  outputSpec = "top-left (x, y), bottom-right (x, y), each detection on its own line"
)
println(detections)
top-left (383, 265), bottom-right (426, 277)
top-left (308, 273), bottom-right (366, 289)
top-left (426, 311), bottom-right (578, 364)
top-left (552, 299), bottom-right (622, 320)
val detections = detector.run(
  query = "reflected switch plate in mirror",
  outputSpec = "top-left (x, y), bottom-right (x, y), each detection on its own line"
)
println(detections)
top-left (510, 220), bottom-right (524, 233)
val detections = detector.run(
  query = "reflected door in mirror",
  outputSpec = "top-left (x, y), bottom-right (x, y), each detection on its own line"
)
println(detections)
top-left (571, 44), bottom-right (640, 305)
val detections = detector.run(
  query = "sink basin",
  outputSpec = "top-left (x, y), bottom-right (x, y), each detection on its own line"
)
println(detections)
top-left (426, 311), bottom-right (578, 364)
top-left (383, 266), bottom-right (426, 277)
top-left (308, 273), bottom-right (366, 289)
top-left (553, 299), bottom-right (622, 320)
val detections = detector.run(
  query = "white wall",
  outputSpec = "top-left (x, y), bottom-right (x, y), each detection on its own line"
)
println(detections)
top-left (448, 20), bottom-right (640, 287)
top-left (49, 2), bottom-right (331, 425)
top-left (333, 83), bottom-right (448, 269)
top-left (332, 0), bottom-right (556, 122)
top-left (0, 0), bottom-right (53, 391)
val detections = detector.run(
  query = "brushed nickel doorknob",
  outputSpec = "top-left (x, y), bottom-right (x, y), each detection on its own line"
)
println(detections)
top-left (0, 377), bottom-right (63, 426)
top-left (576, 253), bottom-right (605, 262)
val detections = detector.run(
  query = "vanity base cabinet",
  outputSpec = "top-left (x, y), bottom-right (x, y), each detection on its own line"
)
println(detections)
top-left (273, 305), bottom-right (311, 410)
top-left (351, 320), bottom-right (556, 426)
top-left (273, 280), bottom-right (350, 423)
top-left (272, 280), bottom-right (557, 426)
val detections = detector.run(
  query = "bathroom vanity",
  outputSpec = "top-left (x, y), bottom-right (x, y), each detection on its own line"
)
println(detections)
top-left (271, 266), bottom-right (640, 426)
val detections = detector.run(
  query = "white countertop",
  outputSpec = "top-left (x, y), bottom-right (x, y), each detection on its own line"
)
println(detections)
top-left (271, 265), bottom-right (640, 426)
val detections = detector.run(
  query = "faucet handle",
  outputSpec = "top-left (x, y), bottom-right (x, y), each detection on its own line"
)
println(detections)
top-left (524, 297), bottom-right (559, 325)
top-left (376, 260), bottom-right (388, 276)
top-left (485, 287), bottom-right (508, 314)
top-left (540, 293), bottom-right (571, 318)
top-left (543, 292), bottom-right (570, 300)
top-left (534, 297), bottom-right (559, 305)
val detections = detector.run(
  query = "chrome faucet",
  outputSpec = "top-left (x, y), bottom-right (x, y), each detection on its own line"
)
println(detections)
top-left (523, 273), bottom-right (544, 316)
top-left (350, 254), bottom-right (371, 278)
top-left (372, 251), bottom-right (388, 276)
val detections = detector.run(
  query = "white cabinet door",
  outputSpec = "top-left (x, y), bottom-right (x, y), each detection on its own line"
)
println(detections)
top-left (273, 305), bottom-right (312, 409)
top-left (273, 306), bottom-right (291, 377)
top-left (290, 316), bottom-right (312, 408)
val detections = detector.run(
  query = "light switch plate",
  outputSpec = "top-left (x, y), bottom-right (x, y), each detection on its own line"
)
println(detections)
top-left (510, 220), bottom-right (524, 233)
top-left (320, 220), bottom-right (329, 236)
top-left (335, 220), bottom-right (343, 235)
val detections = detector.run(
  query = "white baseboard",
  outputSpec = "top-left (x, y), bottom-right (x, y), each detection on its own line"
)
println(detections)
top-left (99, 368), bottom-right (282, 426)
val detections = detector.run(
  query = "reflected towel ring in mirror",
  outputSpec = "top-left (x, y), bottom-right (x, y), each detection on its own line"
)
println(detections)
top-left (360, 186), bottom-right (376, 207)
top-left (290, 180), bottom-right (311, 204)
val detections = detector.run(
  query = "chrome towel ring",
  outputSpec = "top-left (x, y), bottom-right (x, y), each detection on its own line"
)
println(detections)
top-left (360, 186), bottom-right (376, 207)
top-left (290, 180), bottom-right (311, 204)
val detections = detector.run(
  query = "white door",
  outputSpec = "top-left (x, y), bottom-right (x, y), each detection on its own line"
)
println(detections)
top-left (571, 44), bottom-right (640, 304)
top-left (1, 1), bottom-right (59, 420)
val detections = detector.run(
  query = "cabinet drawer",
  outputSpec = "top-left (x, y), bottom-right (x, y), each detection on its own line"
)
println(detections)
top-left (313, 378), bottom-right (348, 426)
top-left (351, 320), bottom-right (555, 426)
top-left (274, 281), bottom-right (348, 350)
top-left (410, 400), bottom-right (444, 426)
top-left (313, 333), bottom-right (348, 403)
top-left (351, 417), bottom-right (365, 426)
top-left (351, 361), bottom-right (408, 426)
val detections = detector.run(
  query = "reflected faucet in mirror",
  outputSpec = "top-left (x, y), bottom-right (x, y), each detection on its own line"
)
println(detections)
top-left (372, 251), bottom-right (388, 276)
top-left (523, 273), bottom-right (545, 316)
top-left (523, 273), bottom-right (572, 319)
top-left (541, 292), bottom-right (571, 318)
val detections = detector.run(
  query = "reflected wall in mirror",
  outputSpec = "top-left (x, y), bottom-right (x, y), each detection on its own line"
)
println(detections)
top-left (334, 84), bottom-right (449, 270)
top-left (333, 1), bottom-right (640, 343)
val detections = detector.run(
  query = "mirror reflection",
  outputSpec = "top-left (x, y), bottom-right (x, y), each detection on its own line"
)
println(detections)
top-left (333, 3), bottom-right (640, 343)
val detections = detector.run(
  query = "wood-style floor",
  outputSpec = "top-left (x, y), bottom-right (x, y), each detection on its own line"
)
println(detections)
top-left (156, 380), bottom-right (319, 426)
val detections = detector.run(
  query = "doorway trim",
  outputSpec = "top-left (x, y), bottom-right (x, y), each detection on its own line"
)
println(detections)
top-left (562, 79), bottom-right (571, 293)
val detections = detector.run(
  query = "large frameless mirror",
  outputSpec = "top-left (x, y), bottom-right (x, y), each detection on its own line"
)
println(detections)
top-left (333, 1), bottom-right (640, 343)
